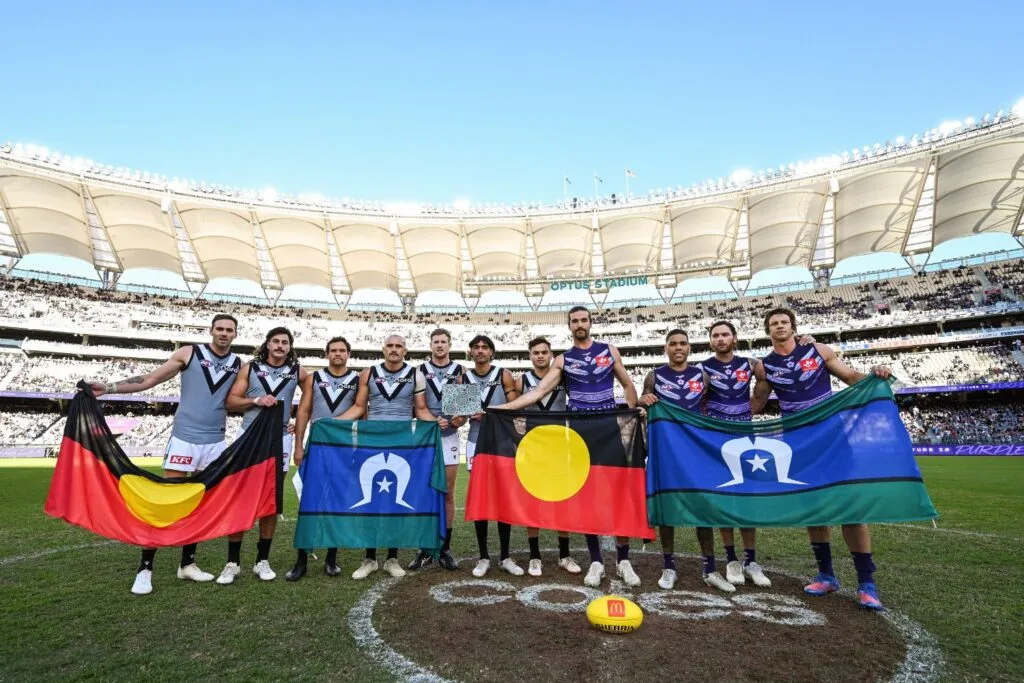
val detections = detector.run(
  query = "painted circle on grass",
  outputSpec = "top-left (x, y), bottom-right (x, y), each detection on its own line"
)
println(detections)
top-left (351, 550), bottom-right (945, 683)
top-left (514, 424), bottom-right (590, 502)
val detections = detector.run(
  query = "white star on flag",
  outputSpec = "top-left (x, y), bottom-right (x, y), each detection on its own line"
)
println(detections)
top-left (377, 477), bottom-right (393, 493)
top-left (746, 455), bottom-right (770, 472)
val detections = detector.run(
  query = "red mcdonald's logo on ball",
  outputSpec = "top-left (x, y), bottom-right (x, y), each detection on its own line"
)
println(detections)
top-left (606, 599), bottom-right (626, 618)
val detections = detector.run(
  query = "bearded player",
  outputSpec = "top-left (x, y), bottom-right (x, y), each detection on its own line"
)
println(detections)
top-left (88, 314), bottom-right (241, 595)
top-left (408, 328), bottom-right (467, 571)
top-left (465, 334), bottom-right (522, 578)
top-left (639, 328), bottom-right (733, 593)
top-left (220, 327), bottom-right (308, 584)
top-left (285, 336), bottom-right (360, 581)
top-left (752, 307), bottom-right (890, 610)
top-left (519, 336), bottom-right (581, 577)
top-left (497, 306), bottom-right (641, 588)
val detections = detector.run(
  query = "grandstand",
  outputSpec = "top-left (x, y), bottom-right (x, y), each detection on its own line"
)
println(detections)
top-left (2, 105), bottom-right (1024, 453)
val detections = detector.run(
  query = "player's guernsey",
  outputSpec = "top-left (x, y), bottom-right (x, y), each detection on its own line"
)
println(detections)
top-left (171, 344), bottom-right (241, 444)
top-left (466, 366), bottom-right (507, 443)
top-left (652, 364), bottom-right (705, 413)
top-left (562, 341), bottom-right (617, 411)
top-left (310, 368), bottom-right (360, 422)
top-left (240, 359), bottom-right (300, 430)
top-left (521, 370), bottom-right (566, 411)
top-left (418, 359), bottom-right (465, 435)
top-left (367, 362), bottom-right (422, 421)
top-left (762, 342), bottom-right (832, 416)
top-left (701, 355), bottom-right (754, 421)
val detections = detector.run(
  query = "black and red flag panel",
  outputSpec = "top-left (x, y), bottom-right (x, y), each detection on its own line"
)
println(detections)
top-left (465, 409), bottom-right (653, 539)
top-left (44, 383), bottom-right (283, 547)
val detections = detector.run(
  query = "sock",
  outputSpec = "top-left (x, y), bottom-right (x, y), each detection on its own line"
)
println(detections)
top-left (558, 536), bottom-right (570, 559)
top-left (180, 543), bottom-right (198, 568)
top-left (386, 548), bottom-right (398, 560)
top-left (475, 521), bottom-right (490, 559)
top-left (365, 548), bottom-right (377, 561)
top-left (663, 553), bottom-right (676, 570)
top-left (227, 540), bottom-right (242, 565)
top-left (256, 537), bottom-right (272, 562)
top-left (498, 522), bottom-right (511, 561)
top-left (852, 552), bottom-right (876, 584)
top-left (616, 544), bottom-right (630, 563)
top-left (442, 528), bottom-right (452, 553)
top-left (528, 536), bottom-right (541, 560)
top-left (703, 555), bottom-right (716, 574)
top-left (724, 544), bottom-right (738, 562)
top-left (585, 535), bottom-right (602, 564)
top-left (811, 542), bottom-right (834, 577)
top-left (744, 548), bottom-right (756, 566)
top-left (325, 548), bottom-right (337, 566)
top-left (139, 548), bottom-right (156, 572)
top-left (295, 549), bottom-right (308, 566)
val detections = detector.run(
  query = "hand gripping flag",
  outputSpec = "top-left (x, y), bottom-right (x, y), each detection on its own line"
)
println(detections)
top-left (45, 383), bottom-right (283, 547)
top-left (465, 409), bottom-right (653, 539)
top-left (646, 376), bottom-right (938, 527)
top-left (293, 419), bottom-right (447, 551)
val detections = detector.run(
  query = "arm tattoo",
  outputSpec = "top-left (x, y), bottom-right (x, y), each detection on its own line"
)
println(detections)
top-left (116, 375), bottom-right (146, 389)
top-left (642, 372), bottom-right (655, 395)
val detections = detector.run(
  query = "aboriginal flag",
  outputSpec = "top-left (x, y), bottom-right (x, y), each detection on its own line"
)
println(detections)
top-left (44, 382), bottom-right (283, 547)
top-left (465, 409), bottom-right (652, 538)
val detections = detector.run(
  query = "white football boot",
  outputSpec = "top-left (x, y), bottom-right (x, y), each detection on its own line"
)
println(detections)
top-left (583, 561), bottom-right (605, 587)
top-left (472, 558), bottom-right (491, 578)
top-left (725, 560), bottom-right (745, 585)
top-left (499, 558), bottom-right (524, 576)
top-left (558, 557), bottom-right (582, 574)
top-left (130, 569), bottom-right (153, 595)
top-left (528, 559), bottom-right (543, 577)
top-left (744, 562), bottom-right (772, 587)
top-left (352, 559), bottom-right (379, 580)
top-left (177, 563), bottom-right (214, 582)
top-left (616, 559), bottom-right (641, 587)
top-left (382, 558), bottom-right (406, 578)
top-left (215, 562), bottom-right (240, 585)
top-left (252, 560), bottom-right (276, 581)
top-left (658, 568), bottom-right (677, 590)
top-left (703, 571), bottom-right (736, 592)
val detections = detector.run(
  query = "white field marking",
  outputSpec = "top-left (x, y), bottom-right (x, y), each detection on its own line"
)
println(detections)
top-left (515, 583), bottom-right (603, 613)
top-left (351, 549), bottom-right (944, 683)
top-left (430, 580), bottom-right (514, 606)
top-left (0, 540), bottom-right (117, 566)
top-left (876, 522), bottom-right (1022, 543)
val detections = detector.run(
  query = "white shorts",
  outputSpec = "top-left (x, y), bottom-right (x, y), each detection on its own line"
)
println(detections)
top-left (442, 432), bottom-right (460, 467)
top-left (237, 428), bottom-right (294, 472)
top-left (163, 437), bottom-right (228, 474)
top-left (466, 440), bottom-right (476, 471)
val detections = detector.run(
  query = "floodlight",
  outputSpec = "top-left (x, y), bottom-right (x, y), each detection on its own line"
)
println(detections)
top-left (938, 120), bottom-right (960, 136)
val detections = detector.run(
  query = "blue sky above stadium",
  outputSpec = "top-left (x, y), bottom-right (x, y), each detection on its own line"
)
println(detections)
top-left (3, 1), bottom-right (1023, 304)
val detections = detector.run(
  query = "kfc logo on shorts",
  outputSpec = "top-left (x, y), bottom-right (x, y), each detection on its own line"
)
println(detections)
top-left (595, 356), bottom-right (612, 368)
top-left (799, 358), bottom-right (819, 371)
top-left (735, 370), bottom-right (750, 382)
top-left (687, 379), bottom-right (703, 393)
top-left (168, 455), bottom-right (193, 465)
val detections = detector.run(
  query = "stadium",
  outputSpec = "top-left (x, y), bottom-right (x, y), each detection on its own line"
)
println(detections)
top-left (1, 103), bottom-right (1022, 681)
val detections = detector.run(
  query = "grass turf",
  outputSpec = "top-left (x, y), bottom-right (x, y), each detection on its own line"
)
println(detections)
top-left (0, 456), bottom-right (1021, 681)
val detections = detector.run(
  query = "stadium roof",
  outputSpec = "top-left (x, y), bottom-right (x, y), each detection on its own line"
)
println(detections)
top-left (2, 109), bottom-right (1024, 301)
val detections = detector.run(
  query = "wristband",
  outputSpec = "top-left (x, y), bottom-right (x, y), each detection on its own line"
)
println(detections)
top-left (106, 382), bottom-right (117, 393)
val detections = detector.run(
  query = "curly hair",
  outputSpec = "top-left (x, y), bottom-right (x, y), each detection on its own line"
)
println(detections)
top-left (254, 326), bottom-right (297, 366)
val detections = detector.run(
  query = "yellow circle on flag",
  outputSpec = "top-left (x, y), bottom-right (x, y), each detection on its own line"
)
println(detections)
top-left (118, 475), bottom-right (205, 528)
top-left (515, 424), bottom-right (591, 502)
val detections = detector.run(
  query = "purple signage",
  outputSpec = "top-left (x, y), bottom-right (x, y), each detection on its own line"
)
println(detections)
top-left (913, 444), bottom-right (1024, 456)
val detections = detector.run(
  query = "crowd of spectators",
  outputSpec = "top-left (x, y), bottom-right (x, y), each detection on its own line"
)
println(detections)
top-left (901, 401), bottom-right (1024, 445)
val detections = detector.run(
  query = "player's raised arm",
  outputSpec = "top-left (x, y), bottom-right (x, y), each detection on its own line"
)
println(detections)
top-left (87, 346), bottom-right (191, 396)
top-left (818, 343), bottom-right (891, 386)
top-left (609, 344), bottom-right (638, 408)
top-left (750, 358), bottom-right (771, 414)
top-left (292, 373), bottom-right (314, 466)
top-left (495, 355), bottom-right (564, 410)
top-left (336, 368), bottom-right (368, 420)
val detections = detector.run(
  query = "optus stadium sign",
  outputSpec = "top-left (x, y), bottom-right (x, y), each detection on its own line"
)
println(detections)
top-left (549, 275), bottom-right (649, 291)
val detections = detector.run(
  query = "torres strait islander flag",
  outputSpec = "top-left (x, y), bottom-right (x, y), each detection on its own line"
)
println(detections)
top-left (45, 382), bottom-right (283, 547)
top-left (646, 376), bottom-right (938, 527)
top-left (466, 409), bottom-right (653, 539)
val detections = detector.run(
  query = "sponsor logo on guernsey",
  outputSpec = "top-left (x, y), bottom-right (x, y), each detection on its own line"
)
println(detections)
top-left (687, 379), bottom-right (703, 393)
top-left (735, 369), bottom-right (750, 382)
top-left (799, 358), bottom-right (819, 371)
top-left (595, 356), bottom-right (612, 368)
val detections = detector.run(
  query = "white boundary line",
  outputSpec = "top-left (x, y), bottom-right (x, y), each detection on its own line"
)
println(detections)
top-left (876, 522), bottom-right (1021, 542)
top-left (0, 540), bottom-right (117, 566)
top-left (348, 548), bottom-right (945, 683)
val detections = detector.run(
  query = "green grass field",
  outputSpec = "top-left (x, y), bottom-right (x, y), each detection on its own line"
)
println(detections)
top-left (1, 457), bottom-right (1022, 682)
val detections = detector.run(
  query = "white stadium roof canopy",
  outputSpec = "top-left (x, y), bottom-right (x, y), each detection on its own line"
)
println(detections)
top-left (2, 110), bottom-right (1024, 301)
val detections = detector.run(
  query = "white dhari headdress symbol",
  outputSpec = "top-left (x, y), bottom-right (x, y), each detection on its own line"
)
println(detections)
top-left (350, 452), bottom-right (415, 509)
top-left (717, 436), bottom-right (807, 488)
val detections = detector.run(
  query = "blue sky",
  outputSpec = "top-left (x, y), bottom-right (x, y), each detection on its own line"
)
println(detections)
top-left (3, 1), bottom-right (1023, 303)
